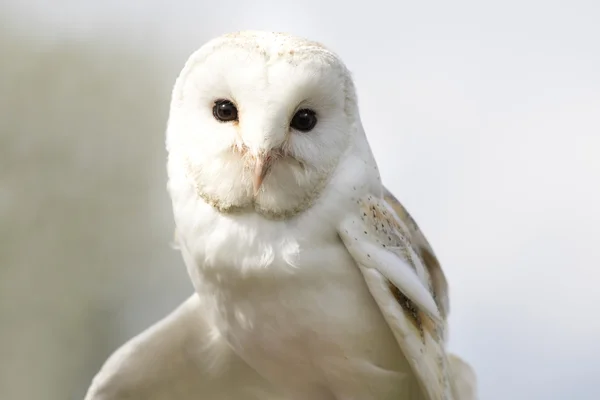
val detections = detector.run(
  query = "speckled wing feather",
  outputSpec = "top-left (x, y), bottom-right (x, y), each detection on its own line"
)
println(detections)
top-left (382, 187), bottom-right (450, 319)
top-left (338, 190), bottom-right (456, 400)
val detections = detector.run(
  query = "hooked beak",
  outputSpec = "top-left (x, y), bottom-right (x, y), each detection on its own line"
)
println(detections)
top-left (252, 152), bottom-right (273, 196)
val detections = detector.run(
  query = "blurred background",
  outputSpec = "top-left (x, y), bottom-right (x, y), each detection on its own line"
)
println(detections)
top-left (1, 1), bottom-right (599, 399)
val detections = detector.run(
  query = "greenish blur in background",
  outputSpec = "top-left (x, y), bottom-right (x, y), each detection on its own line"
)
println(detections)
top-left (0, 16), bottom-right (193, 400)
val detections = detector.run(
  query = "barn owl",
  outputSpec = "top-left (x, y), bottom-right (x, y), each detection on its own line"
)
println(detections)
top-left (84, 31), bottom-right (477, 400)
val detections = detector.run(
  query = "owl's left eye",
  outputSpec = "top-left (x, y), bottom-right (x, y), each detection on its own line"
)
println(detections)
top-left (290, 109), bottom-right (317, 132)
top-left (213, 99), bottom-right (238, 122)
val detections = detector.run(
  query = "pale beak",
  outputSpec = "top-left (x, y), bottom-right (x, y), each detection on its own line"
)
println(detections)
top-left (252, 153), bottom-right (272, 196)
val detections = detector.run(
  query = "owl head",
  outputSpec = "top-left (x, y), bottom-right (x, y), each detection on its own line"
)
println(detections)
top-left (166, 31), bottom-right (370, 219)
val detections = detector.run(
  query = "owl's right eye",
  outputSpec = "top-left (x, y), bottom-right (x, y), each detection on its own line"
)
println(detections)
top-left (213, 100), bottom-right (238, 122)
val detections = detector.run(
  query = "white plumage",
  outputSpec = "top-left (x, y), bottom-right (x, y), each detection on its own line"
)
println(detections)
top-left (85, 31), bottom-right (477, 400)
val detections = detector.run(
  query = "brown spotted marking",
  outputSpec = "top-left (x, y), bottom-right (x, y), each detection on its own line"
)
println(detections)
top-left (387, 279), bottom-right (423, 338)
top-left (386, 279), bottom-right (437, 342)
top-left (358, 196), bottom-right (416, 270)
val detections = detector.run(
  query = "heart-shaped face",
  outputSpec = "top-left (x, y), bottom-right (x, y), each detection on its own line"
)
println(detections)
top-left (166, 31), bottom-right (359, 219)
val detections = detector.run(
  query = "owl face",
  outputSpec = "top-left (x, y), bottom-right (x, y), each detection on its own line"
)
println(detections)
top-left (166, 32), bottom-right (359, 219)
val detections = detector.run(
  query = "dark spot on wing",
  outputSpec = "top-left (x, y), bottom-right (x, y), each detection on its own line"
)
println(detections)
top-left (387, 279), bottom-right (436, 342)
top-left (387, 279), bottom-right (424, 340)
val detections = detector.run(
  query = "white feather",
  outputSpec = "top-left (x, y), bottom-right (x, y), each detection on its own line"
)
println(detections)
top-left (449, 354), bottom-right (479, 400)
top-left (358, 268), bottom-right (453, 400)
top-left (84, 295), bottom-right (285, 400)
top-left (339, 215), bottom-right (442, 322)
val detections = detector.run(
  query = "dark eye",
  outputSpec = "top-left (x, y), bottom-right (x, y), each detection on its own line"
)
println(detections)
top-left (213, 99), bottom-right (238, 122)
top-left (290, 109), bottom-right (317, 132)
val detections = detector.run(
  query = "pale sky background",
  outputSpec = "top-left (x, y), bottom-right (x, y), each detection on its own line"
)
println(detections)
top-left (1, 1), bottom-right (599, 399)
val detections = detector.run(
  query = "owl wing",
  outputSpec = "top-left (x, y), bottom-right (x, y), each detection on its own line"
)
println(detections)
top-left (84, 294), bottom-right (285, 400)
top-left (337, 187), bottom-right (476, 400)
top-left (382, 187), bottom-right (450, 318)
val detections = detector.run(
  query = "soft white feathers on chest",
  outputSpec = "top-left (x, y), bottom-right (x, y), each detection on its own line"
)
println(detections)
top-left (172, 180), bottom-right (337, 278)
top-left (170, 188), bottom-right (421, 400)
